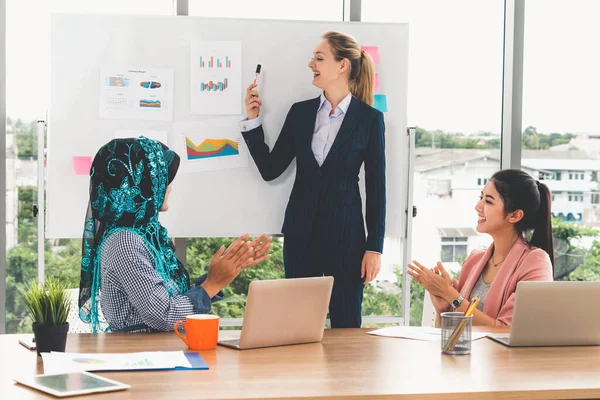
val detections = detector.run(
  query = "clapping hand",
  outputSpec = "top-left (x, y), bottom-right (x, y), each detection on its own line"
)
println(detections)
top-left (202, 233), bottom-right (272, 297)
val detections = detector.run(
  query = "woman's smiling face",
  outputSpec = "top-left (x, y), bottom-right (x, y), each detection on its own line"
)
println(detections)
top-left (475, 180), bottom-right (511, 235)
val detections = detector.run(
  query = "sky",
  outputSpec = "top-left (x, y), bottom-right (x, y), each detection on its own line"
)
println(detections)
top-left (5, 0), bottom-right (600, 135)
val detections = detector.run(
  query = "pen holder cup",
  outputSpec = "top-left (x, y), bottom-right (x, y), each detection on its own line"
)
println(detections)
top-left (441, 312), bottom-right (472, 355)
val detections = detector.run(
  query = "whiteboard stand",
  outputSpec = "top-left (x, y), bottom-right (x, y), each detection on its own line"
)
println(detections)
top-left (174, 238), bottom-right (186, 266)
top-left (36, 120), bottom-right (46, 284)
top-left (401, 127), bottom-right (416, 326)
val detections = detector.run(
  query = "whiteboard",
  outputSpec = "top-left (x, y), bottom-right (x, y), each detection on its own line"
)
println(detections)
top-left (47, 14), bottom-right (409, 239)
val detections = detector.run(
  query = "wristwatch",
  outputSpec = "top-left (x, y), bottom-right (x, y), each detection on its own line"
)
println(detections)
top-left (451, 295), bottom-right (464, 309)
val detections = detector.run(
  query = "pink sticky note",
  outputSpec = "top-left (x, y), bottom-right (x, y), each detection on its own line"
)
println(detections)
top-left (361, 46), bottom-right (380, 63)
top-left (374, 73), bottom-right (380, 91)
top-left (72, 156), bottom-right (92, 175)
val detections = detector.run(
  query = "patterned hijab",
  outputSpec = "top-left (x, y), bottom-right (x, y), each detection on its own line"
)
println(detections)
top-left (79, 137), bottom-right (189, 332)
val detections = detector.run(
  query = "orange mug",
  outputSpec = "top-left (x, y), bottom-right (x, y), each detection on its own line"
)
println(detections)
top-left (174, 314), bottom-right (220, 350)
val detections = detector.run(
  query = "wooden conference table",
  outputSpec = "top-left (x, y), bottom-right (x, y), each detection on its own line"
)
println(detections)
top-left (1, 327), bottom-right (599, 399)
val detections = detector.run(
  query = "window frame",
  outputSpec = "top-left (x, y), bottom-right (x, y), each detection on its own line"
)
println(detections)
top-left (440, 237), bottom-right (468, 263)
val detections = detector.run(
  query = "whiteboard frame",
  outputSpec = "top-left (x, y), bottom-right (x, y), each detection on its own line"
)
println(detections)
top-left (47, 14), bottom-right (409, 241)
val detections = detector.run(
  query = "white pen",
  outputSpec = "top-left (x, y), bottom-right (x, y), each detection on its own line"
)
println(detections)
top-left (253, 64), bottom-right (261, 88)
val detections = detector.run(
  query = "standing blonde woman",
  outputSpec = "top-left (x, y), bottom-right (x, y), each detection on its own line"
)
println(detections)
top-left (240, 31), bottom-right (386, 328)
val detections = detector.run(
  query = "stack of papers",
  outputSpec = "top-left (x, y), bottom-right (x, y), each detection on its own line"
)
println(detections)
top-left (41, 351), bottom-right (207, 374)
top-left (368, 326), bottom-right (490, 342)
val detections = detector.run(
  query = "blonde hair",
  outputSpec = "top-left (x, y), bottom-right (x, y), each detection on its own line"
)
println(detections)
top-left (322, 31), bottom-right (375, 106)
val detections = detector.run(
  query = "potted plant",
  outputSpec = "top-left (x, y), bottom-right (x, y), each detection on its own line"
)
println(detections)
top-left (22, 277), bottom-right (71, 356)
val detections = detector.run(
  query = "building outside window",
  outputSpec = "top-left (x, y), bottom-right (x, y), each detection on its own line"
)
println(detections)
top-left (523, 0), bottom-right (600, 283)
top-left (440, 237), bottom-right (468, 263)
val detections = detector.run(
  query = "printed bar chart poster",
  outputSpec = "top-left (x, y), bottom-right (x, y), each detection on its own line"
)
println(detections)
top-left (174, 119), bottom-right (248, 173)
top-left (99, 67), bottom-right (174, 121)
top-left (190, 41), bottom-right (242, 115)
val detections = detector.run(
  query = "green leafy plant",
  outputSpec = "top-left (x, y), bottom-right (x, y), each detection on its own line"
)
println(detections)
top-left (22, 277), bottom-right (71, 326)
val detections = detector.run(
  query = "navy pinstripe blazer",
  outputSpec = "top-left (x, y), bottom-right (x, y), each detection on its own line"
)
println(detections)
top-left (242, 96), bottom-right (386, 253)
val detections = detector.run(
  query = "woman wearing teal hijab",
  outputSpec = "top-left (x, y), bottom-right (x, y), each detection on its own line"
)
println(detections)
top-left (79, 137), bottom-right (271, 332)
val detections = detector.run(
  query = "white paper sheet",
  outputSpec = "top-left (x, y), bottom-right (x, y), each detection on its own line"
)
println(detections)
top-left (99, 67), bottom-right (174, 121)
top-left (42, 351), bottom-right (192, 374)
top-left (367, 326), bottom-right (490, 342)
top-left (174, 119), bottom-right (248, 173)
top-left (190, 41), bottom-right (242, 115)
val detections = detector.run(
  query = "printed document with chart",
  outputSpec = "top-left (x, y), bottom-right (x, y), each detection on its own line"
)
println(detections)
top-left (190, 41), bottom-right (242, 115)
top-left (99, 67), bottom-right (174, 121)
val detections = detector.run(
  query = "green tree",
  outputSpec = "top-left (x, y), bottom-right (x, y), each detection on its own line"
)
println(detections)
top-left (5, 246), bottom-right (38, 332)
top-left (17, 187), bottom-right (39, 249)
top-left (552, 219), bottom-right (597, 278)
top-left (566, 241), bottom-right (600, 281)
top-left (521, 126), bottom-right (575, 150)
top-left (7, 119), bottom-right (38, 159)
top-left (185, 237), bottom-right (285, 319)
top-left (5, 240), bottom-right (82, 333)
top-left (485, 138), bottom-right (501, 149)
top-left (415, 125), bottom-right (574, 151)
top-left (551, 218), bottom-right (600, 281)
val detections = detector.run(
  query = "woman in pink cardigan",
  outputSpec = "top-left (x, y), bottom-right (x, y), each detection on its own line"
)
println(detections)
top-left (408, 169), bottom-right (554, 326)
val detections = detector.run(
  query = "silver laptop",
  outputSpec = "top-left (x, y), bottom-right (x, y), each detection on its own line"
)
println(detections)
top-left (218, 276), bottom-right (334, 350)
top-left (488, 281), bottom-right (600, 347)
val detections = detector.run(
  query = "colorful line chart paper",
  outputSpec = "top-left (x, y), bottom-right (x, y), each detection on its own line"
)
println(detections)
top-left (174, 119), bottom-right (248, 173)
top-left (186, 137), bottom-right (240, 160)
top-left (41, 351), bottom-right (206, 374)
top-left (99, 67), bottom-right (174, 121)
top-left (190, 41), bottom-right (242, 115)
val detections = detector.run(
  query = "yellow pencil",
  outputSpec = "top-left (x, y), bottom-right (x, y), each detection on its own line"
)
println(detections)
top-left (443, 296), bottom-right (480, 352)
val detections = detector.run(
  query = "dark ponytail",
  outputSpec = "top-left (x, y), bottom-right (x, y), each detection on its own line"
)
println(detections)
top-left (530, 181), bottom-right (554, 267)
top-left (491, 169), bottom-right (554, 272)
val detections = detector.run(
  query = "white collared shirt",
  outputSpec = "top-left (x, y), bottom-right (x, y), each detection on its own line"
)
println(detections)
top-left (239, 92), bottom-right (352, 166)
top-left (311, 92), bottom-right (352, 166)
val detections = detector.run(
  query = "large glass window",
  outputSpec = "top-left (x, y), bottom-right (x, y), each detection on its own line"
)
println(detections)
top-left (189, 0), bottom-right (343, 21)
top-left (521, 0), bottom-right (600, 283)
top-left (5, 1), bottom-right (174, 333)
top-left (363, 0), bottom-right (504, 324)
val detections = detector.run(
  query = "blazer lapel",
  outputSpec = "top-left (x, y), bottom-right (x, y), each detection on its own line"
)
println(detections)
top-left (306, 96), bottom-right (321, 169)
top-left (483, 238), bottom-right (529, 318)
top-left (460, 243), bottom-right (493, 300)
top-left (321, 96), bottom-right (360, 168)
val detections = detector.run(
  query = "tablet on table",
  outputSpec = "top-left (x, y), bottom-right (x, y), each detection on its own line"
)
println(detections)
top-left (14, 371), bottom-right (130, 398)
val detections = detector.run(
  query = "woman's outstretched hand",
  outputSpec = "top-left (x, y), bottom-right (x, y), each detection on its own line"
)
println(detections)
top-left (201, 233), bottom-right (272, 297)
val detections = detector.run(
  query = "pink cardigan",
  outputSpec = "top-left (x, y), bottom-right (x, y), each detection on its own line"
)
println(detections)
top-left (457, 238), bottom-right (553, 326)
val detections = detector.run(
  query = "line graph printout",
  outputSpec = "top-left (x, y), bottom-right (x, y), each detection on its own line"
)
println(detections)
top-left (174, 119), bottom-right (248, 173)
top-left (99, 67), bottom-right (174, 121)
top-left (41, 351), bottom-right (194, 374)
top-left (190, 41), bottom-right (242, 115)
